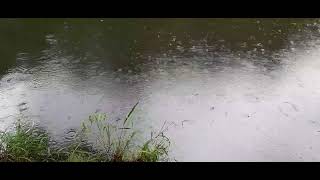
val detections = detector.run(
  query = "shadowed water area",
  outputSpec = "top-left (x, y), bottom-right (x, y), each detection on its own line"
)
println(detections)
top-left (1, 18), bottom-right (320, 161)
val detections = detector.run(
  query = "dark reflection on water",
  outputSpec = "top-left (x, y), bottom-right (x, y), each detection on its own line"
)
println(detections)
top-left (1, 18), bottom-right (320, 161)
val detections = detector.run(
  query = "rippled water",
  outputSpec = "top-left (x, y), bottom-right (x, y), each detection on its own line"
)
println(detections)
top-left (1, 18), bottom-right (320, 161)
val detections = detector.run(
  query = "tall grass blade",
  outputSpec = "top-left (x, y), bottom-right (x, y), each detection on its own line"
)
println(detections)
top-left (123, 101), bottom-right (139, 126)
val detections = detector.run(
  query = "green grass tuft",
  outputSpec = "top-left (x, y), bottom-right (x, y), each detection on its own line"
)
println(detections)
top-left (0, 120), bottom-right (50, 162)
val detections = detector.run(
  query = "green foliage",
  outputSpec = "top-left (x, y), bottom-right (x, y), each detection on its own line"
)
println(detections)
top-left (0, 103), bottom-right (171, 162)
top-left (137, 136), bottom-right (170, 162)
top-left (0, 120), bottom-right (50, 162)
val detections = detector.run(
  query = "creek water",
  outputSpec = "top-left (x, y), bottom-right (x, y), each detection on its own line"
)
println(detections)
top-left (1, 18), bottom-right (320, 161)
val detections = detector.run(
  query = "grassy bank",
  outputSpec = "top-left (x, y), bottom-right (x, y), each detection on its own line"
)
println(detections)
top-left (0, 104), bottom-right (171, 162)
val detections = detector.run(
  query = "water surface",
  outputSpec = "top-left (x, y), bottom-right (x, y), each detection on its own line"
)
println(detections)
top-left (1, 18), bottom-right (320, 161)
